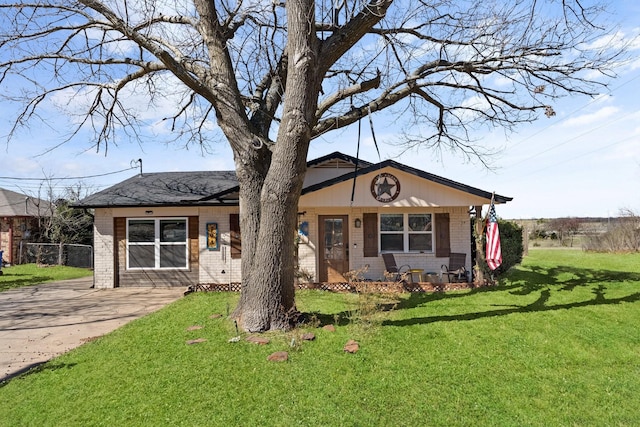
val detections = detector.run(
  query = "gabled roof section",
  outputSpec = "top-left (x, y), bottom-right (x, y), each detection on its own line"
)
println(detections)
top-left (74, 171), bottom-right (238, 208)
top-left (0, 187), bottom-right (51, 217)
top-left (198, 151), bottom-right (372, 203)
top-left (306, 151), bottom-right (373, 169)
top-left (302, 159), bottom-right (512, 203)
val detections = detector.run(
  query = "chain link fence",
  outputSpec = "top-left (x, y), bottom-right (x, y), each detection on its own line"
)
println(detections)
top-left (22, 243), bottom-right (93, 269)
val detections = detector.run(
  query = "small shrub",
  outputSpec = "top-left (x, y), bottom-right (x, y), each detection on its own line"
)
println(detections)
top-left (344, 266), bottom-right (389, 329)
top-left (498, 219), bottom-right (524, 273)
top-left (294, 267), bottom-right (314, 283)
top-left (344, 265), bottom-right (369, 282)
top-left (475, 219), bottom-right (524, 278)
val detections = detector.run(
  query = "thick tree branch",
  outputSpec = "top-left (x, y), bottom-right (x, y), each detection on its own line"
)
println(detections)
top-left (78, 0), bottom-right (215, 101)
top-left (193, 0), bottom-right (259, 153)
top-left (317, 0), bottom-right (393, 73)
top-left (316, 70), bottom-right (381, 120)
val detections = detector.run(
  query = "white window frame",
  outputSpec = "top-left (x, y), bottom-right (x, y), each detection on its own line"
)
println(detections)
top-left (379, 213), bottom-right (434, 253)
top-left (126, 217), bottom-right (189, 270)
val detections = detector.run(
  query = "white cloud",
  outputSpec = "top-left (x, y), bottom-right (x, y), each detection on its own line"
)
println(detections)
top-left (582, 30), bottom-right (629, 51)
top-left (561, 106), bottom-right (620, 128)
top-left (84, 28), bottom-right (139, 56)
top-left (628, 57), bottom-right (640, 71)
top-left (492, 74), bottom-right (514, 88)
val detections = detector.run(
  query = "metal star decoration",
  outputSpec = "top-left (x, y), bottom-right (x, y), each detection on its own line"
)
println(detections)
top-left (376, 177), bottom-right (396, 197)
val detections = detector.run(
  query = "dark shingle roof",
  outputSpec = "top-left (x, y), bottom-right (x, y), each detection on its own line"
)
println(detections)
top-left (74, 171), bottom-right (238, 208)
top-left (75, 152), bottom-right (512, 208)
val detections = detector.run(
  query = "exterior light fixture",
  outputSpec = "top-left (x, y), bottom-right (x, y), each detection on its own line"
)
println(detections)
top-left (354, 218), bottom-right (362, 228)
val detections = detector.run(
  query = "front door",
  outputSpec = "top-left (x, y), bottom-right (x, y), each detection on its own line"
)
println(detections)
top-left (318, 215), bottom-right (349, 282)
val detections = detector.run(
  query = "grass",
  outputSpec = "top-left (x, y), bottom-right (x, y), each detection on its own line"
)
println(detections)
top-left (1, 248), bottom-right (639, 426)
top-left (0, 263), bottom-right (93, 292)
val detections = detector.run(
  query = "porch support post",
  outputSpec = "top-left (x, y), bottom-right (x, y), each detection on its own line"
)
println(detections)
top-left (473, 205), bottom-right (485, 286)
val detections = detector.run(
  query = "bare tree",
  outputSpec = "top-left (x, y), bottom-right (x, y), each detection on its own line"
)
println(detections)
top-left (0, 0), bottom-right (628, 331)
top-left (48, 185), bottom-right (95, 246)
top-left (584, 209), bottom-right (640, 252)
top-left (549, 217), bottom-right (583, 247)
top-left (26, 177), bottom-right (94, 246)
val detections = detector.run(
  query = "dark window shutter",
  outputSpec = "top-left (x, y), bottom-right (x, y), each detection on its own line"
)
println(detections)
top-left (230, 213), bottom-right (241, 259)
top-left (435, 213), bottom-right (450, 257)
top-left (189, 217), bottom-right (199, 264)
top-left (363, 213), bottom-right (378, 257)
top-left (114, 217), bottom-right (125, 287)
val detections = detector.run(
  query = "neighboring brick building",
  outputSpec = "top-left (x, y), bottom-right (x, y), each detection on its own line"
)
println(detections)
top-left (0, 188), bottom-right (52, 265)
top-left (75, 152), bottom-right (511, 288)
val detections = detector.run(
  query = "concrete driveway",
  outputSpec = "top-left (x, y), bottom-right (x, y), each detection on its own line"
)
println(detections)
top-left (0, 278), bottom-right (184, 381)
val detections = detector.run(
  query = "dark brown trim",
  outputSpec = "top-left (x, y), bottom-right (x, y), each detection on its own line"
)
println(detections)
top-left (230, 213), bottom-right (241, 259)
top-left (435, 213), bottom-right (451, 257)
top-left (363, 213), bottom-right (378, 257)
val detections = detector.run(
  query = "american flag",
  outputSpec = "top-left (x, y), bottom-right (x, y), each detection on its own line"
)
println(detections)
top-left (486, 199), bottom-right (502, 271)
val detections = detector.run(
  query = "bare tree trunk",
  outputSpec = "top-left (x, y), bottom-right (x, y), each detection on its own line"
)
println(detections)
top-left (232, 152), bottom-right (307, 331)
top-left (232, 0), bottom-right (319, 331)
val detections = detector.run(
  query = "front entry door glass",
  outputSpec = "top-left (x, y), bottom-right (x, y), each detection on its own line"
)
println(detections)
top-left (319, 216), bottom-right (349, 282)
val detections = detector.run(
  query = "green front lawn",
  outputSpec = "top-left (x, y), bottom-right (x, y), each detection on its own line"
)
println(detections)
top-left (0, 264), bottom-right (93, 292)
top-left (1, 249), bottom-right (638, 426)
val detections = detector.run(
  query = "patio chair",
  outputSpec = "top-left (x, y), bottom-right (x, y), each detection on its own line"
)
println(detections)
top-left (382, 253), bottom-right (412, 282)
top-left (441, 253), bottom-right (468, 283)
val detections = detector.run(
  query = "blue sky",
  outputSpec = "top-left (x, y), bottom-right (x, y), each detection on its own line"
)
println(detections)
top-left (1, 1), bottom-right (638, 219)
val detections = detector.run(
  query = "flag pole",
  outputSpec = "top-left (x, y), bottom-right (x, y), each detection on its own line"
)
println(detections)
top-left (489, 192), bottom-right (495, 283)
top-left (485, 191), bottom-right (502, 278)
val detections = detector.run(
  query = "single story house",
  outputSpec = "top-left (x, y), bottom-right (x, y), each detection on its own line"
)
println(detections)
top-left (0, 188), bottom-right (52, 265)
top-left (75, 152), bottom-right (511, 288)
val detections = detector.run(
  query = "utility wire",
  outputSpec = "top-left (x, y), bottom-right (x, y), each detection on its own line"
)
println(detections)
top-left (515, 134), bottom-right (637, 179)
top-left (506, 71), bottom-right (640, 153)
top-left (506, 108), bottom-right (637, 169)
top-left (0, 165), bottom-right (137, 181)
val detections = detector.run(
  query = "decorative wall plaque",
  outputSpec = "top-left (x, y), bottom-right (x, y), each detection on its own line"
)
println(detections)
top-left (370, 173), bottom-right (400, 202)
top-left (206, 222), bottom-right (219, 250)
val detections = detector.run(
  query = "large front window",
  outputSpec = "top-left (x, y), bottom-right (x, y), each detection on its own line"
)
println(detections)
top-left (127, 218), bottom-right (188, 269)
top-left (380, 213), bottom-right (433, 252)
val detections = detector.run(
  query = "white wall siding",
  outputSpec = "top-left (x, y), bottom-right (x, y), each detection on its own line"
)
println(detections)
top-left (303, 166), bottom-right (355, 187)
top-left (93, 208), bottom-right (115, 289)
top-left (198, 207), bottom-right (242, 284)
top-left (300, 167), bottom-right (489, 208)
top-left (296, 209), bottom-right (317, 282)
